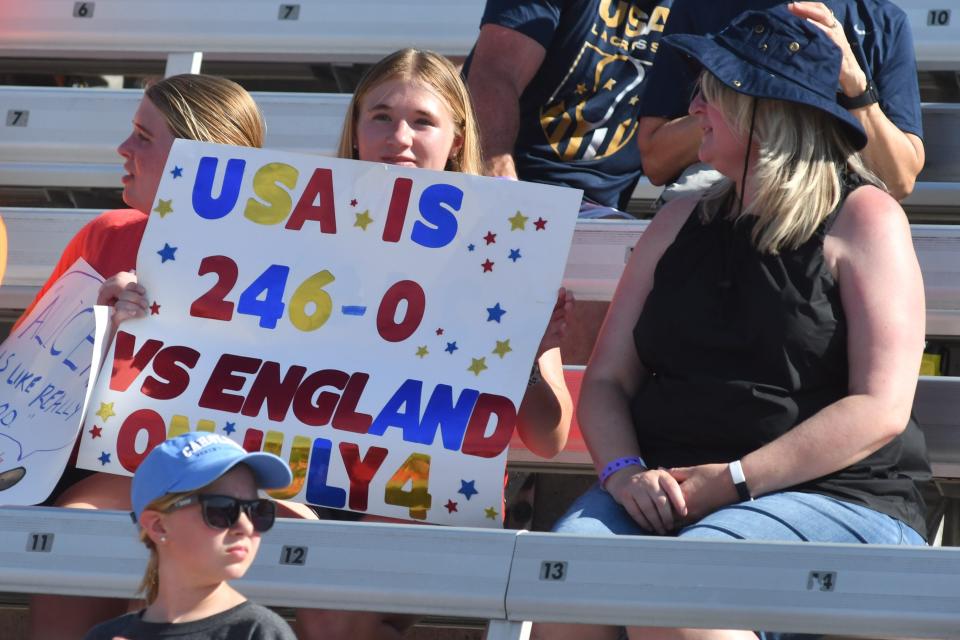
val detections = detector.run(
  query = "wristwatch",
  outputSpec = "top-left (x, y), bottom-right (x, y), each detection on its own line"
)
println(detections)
top-left (838, 80), bottom-right (879, 110)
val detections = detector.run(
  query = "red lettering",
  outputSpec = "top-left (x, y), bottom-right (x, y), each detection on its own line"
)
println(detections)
top-left (376, 280), bottom-right (425, 342)
top-left (332, 372), bottom-right (373, 433)
top-left (287, 168), bottom-right (337, 233)
top-left (116, 408), bottom-right (167, 472)
top-left (242, 428), bottom-right (264, 452)
top-left (109, 331), bottom-right (163, 392)
top-left (382, 177), bottom-right (412, 243)
top-left (141, 345), bottom-right (200, 400)
top-left (292, 369), bottom-right (348, 426)
top-left (340, 443), bottom-right (388, 511)
top-left (198, 354), bottom-right (262, 413)
top-left (460, 393), bottom-right (516, 458)
top-left (241, 361), bottom-right (306, 421)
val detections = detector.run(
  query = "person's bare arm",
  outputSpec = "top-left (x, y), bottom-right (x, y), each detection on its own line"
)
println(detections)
top-left (467, 24), bottom-right (546, 177)
top-left (636, 115), bottom-right (703, 186)
top-left (789, 1), bottom-right (925, 199)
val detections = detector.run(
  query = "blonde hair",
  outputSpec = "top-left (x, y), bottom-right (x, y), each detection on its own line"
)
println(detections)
top-left (337, 48), bottom-right (484, 175)
top-left (136, 490), bottom-right (196, 604)
top-left (698, 72), bottom-right (882, 254)
top-left (146, 74), bottom-right (265, 148)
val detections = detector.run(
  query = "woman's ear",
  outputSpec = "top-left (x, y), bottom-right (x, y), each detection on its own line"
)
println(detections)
top-left (140, 510), bottom-right (169, 544)
top-left (449, 132), bottom-right (464, 161)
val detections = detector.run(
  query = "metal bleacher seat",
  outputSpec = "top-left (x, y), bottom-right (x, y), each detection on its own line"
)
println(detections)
top-left (4, 506), bottom-right (960, 638)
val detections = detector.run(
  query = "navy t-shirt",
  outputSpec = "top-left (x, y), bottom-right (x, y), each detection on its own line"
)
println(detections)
top-left (639, 0), bottom-right (922, 183)
top-left (466, 0), bottom-right (674, 208)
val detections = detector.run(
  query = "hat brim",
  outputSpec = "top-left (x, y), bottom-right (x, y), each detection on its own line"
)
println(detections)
top-left (165, 450), bottom-right (293, 495)
top-left (664, 34), bottom-right (868, 151)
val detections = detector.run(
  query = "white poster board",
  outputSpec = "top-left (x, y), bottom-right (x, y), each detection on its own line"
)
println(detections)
top-left (78, 140), bottom-right (580, 526)
top-left (0, 259), bottom-right (108, 504)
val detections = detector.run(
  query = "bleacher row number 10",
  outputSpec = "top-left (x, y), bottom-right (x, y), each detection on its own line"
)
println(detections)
top-left (928, 9), bottom-right (951, 26)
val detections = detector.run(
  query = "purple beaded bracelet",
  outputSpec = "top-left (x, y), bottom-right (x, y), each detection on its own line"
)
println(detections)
top-left (599, 456), bottom-right (647, 489)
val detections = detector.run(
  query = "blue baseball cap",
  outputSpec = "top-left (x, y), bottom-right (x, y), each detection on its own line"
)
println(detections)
top-left (131, 432), bottom-right (293, 519)
top-left (662, 4), bottom-right (868, 151)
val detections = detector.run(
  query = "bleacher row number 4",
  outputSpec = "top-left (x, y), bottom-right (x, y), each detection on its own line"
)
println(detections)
top-left (26, 532), bottom-right (54, 553)
top-left (928, 9), bottom-right (951, 26)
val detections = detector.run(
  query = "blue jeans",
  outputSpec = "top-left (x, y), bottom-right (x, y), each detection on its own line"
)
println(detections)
top-left (553, 485), bottom-right (925, 639)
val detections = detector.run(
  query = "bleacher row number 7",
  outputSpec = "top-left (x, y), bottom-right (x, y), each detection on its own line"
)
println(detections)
top-left (6, 110), bottom-right (28, 127)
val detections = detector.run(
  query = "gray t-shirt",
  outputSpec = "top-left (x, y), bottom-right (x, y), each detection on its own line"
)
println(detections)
top-left (83, 601), bottom-right (296, 640)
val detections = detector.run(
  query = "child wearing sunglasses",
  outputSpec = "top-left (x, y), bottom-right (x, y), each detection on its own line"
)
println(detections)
top-left (83, 432), bottom-right (297, 640)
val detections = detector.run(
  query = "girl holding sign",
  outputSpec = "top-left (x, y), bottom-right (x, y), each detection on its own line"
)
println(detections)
top-left (27, 73), bottom-right (278, 640)
top-left (84, 431), bottom-right (296, 640)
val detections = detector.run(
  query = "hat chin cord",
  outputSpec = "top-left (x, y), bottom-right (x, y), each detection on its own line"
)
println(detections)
top-left (738, 97), bottom-right (759, 219)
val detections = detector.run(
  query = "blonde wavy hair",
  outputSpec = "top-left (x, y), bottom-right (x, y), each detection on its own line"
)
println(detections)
top-left (146, 74), bottom-right (265, 148)
top-left (337, 48), bottom-right (483, 175)
top-left (698, 72), bottom-right (883, 254)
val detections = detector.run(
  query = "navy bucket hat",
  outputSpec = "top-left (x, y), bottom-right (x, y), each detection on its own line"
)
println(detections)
top-left (662, 4), bottom-right (868, 151)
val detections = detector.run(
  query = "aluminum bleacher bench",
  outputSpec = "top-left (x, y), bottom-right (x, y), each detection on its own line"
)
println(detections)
top-left (0, 0), bottom-right (956, 69)
top-left (3, 86), bottom-right (959, 215)
top-left (0, 0), bottom-right (484, 65)
top-left (2, 506), bottom-right (960, 638)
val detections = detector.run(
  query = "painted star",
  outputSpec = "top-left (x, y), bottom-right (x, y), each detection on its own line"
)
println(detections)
top-left (416, 345), bottom-right (429, 358)
top-left (486, 303), bottom-right (506, 323)
top-left (468, 243), bottom-right (476, 252)
top-left (508, 248), bottom-right (522, 262)
top-left (88, 425), bottom-right (102, 439)
top-left (508, 211), bottom-right (528, 230)
top-left (534, 217), bottom-right (547, 231)
top-left (445, 341), bottom-right (458, 354)
top-left (468, 357), bottom-right (488, 376)
top-left (445, 499), bottom-right (459, 514)
top-left (224, 421), bottom-right (236, 435)
top-left (350, 198), bottom-right (358, 207)
top-left (95, 402), bottom-right (115, 421)
top-left (354, 210), bottom-right (373, 230)
top-left (153, 199), bottom-right (173, 218)
top-left (575, 82), bottom-right (588, 95)
top-left (157, 243), bottom-right (177, 263)
top-left (170, 166), bottom-right (183, 178)
top-left (436, 328), bottom-right (444, 336)
top-left (603, 77), bottom-right (617, 90)
top-left (493, 339), bottom-right (512, 358)
top-left (98, 452), bottom-right (111, 466)
top-left (149, 301), bottom-right (161, 315)
top-left (484, 507), bottom-right (499, 520)
top-left (458, 480), bottom-right (478, 500)
top-left (481, 259), bottom-right (494, 273)
top-left (629, 95), bottom-right (640, 106)
top-left (484, 231), bottom-right (497, 245)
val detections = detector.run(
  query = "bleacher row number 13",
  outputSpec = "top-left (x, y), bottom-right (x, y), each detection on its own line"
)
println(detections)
top-left (540, 561), bottom-right (567, 581)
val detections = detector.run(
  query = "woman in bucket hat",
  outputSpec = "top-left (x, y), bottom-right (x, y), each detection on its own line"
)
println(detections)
top-left (535, 5), bottom-right (931, 639)
top-left (84, 432), bottom-right (297, 640)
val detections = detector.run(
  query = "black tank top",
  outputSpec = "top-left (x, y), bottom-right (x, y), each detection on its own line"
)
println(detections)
top-left (632, 188), bottom-right (931, 537)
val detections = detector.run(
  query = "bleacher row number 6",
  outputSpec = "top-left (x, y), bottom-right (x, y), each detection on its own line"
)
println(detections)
top-left (73, 2), bottom-right (94, 18)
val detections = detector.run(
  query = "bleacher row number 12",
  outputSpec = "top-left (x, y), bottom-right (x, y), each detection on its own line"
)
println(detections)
top-left (73, 2), bottom-right (94, 18)
top-left (279, 4), bottom-right (300, 20)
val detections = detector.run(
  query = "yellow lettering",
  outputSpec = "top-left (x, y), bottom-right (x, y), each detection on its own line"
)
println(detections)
top-left (244, 162), bottom-right (298, 225)
top-left (598, 0), bottom-right (626, 28)
top-left (167, 415), bottom-right (215, 439)
top-left (650, 6), bottom-right (670, 33)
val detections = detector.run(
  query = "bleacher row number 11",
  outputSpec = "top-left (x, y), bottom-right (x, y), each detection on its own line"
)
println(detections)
top-left (26, 532), bottom-right (54, 553)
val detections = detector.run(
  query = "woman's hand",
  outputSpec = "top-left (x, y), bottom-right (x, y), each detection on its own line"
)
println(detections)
top-left (788, 2), bottom-right (868, 98)
top-left (668, 463), bottom-right (740, 526)
top-left (536, 287), bottom-right (574, 359)
top-left (99, 271), bottom-right (148, 326)
top-left (604, 466), bottom-right (687, 534)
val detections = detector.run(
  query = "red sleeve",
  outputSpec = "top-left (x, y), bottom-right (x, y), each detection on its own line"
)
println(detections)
top-left (12, 209), bottom-right (147, 330)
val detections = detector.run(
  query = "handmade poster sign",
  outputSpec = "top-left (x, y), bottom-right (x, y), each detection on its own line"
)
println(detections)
top-left (77, 140), bottom-right (580, 525)
top-left (0, 259), bottom-right (108, 504)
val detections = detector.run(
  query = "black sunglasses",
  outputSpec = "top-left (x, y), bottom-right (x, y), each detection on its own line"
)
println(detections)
top-left (168, 494), bottom-right (278, 532)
